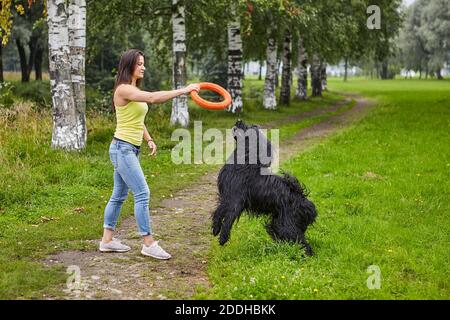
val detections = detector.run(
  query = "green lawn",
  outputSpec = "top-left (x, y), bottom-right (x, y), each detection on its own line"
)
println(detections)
top-left (200, 78), bottom-right (450, 299)
top-left (0, 78), bottom-right (347, 299)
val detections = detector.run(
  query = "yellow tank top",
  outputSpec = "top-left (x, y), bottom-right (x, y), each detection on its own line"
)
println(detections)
top-left (114, 101), bottom-right (149, 146)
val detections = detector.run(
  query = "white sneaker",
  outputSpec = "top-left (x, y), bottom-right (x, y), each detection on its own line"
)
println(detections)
top-left (99, 238), bottom-right (131, 252)
top-left (141, 241), bottom-right (172, 260)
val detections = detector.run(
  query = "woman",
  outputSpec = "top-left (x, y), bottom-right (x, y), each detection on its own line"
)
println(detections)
top-left (100, 49), bottom-right (199, 260)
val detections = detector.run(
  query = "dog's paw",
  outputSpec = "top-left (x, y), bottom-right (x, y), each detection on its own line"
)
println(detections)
top-left (212, 224), bottom-right (221, 236)
top-left (304, 245), bottom-right (314, 256)
top-left (219, 236), bottom-right (229, 246)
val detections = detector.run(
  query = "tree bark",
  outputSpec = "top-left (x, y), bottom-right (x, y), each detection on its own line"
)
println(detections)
top-left (263, 30), bottom-right (277, 109)
top-left (436, 68), bottom-right (443, 80)
top-left (274, 58), bottom-right (280, 88)
top-left (344, 57), bottom-right (348, 82)
top-left (171, 0), bottom-right (189, 127)
top-left (295, 37), bottom-right (307, 100)
top-left (68, 0), bottom-right (87, 149)
top-left (279, 29), bottom-right (291, 105)
top-left (170, 0), bottom-right (189, 127)
top-left (380, 60), bottom-right (388, 79)
top-left (227, 3), bottom-right (243, 113)
top-left (16, 38), bottom-right (30, 82)
top-left (258, 60), bottom-right (262, 81)
top-left (47, 0), bottom-right (81, 150)
top-left (310, 54), bottom-right (322, 97)
top-left (27, 34), bottom-right (39, 80)
top-left (321, 63), bottom-right (327, 91)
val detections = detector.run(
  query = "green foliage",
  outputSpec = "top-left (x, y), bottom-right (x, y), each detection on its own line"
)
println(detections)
top-left (11, 80), bottom-right (50, 107)
top-left (0, 80), bottom-right (50, 108)
top-left (0, 81), bottom-right (15, 107)
top-left (399, 0), bottom-right (450, 76)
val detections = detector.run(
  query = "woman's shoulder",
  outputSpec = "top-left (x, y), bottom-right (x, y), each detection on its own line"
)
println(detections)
top-left (114, 84), bottom-right (135, 107)
top-left (115, 83), bottom-right (134, 93)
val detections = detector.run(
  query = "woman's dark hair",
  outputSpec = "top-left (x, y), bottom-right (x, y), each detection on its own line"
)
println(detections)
top-left (112, 49), bottom-right (145, 111)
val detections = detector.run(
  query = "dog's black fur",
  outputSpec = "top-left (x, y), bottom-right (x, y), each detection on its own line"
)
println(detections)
top-left (212, 120), bottom-right (317, 255)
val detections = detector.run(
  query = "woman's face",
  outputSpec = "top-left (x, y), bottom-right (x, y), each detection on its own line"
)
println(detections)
top-left (133, 55), bottom-right (145, 80)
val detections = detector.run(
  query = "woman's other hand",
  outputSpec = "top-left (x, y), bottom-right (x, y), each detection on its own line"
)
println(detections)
top-left (147, 140), bottom-right (157, 156)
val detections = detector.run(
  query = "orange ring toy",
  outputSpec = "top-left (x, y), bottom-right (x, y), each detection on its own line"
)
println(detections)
top-left (190, 82), bottom-right (232, 110)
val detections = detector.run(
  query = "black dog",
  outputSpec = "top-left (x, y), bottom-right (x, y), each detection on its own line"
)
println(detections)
top-left (212, 120), bottom-right (317, 255)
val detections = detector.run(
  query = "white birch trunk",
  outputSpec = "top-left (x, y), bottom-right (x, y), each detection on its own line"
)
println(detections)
top-left (279, 29), bottom-right (292, 105)
top-left (321, 63), bottom-right (327, 91)
top-left (68, 0), bottom-right (86, 149)
top-left (295, 37), bottom-right (308, 100)
top-left (227, 3), bottom-right (243, 113)
top-left (171, 0), bottom-right (189, 127)
top-left (263, 30), bottom-right (277, 110)
top-left (47, 0), bottom-right (80, 150)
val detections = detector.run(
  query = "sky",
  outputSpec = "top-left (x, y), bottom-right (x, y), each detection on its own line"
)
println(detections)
top-left (403, 0), bottom-right (416, 7)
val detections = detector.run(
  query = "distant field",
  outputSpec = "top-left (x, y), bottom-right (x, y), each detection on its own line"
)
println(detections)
top-left (3, 71), bottom-right (50, 81)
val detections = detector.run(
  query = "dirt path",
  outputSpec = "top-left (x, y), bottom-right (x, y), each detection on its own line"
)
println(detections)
top-left (43, 95), bottom-right (374, 300)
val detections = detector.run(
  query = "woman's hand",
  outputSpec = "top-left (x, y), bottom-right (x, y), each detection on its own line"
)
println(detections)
top-left (183, 83), bottom-right (200, 94)
top-left (147, 140), bottom-right (157, 156)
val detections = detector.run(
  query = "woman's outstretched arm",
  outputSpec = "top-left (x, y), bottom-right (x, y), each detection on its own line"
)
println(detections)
top-left (116, 83), bottom-right (199, 104)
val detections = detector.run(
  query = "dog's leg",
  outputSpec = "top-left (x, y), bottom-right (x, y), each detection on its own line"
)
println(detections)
top-left (212, 202), bottom-right (228, 236)
top-left (219, 202), bottom-right (244, 246)
top-left (299, 234), bottom-right (314, 256)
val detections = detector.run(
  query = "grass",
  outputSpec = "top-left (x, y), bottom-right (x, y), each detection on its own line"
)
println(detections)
top-left (200, 78), bottom-right (450, 300)
top-left (0, 77), bottom-right (346, 299)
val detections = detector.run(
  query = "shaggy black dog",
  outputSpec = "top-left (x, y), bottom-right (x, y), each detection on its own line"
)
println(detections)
top-left (212, 120), bottom-right (317, 255)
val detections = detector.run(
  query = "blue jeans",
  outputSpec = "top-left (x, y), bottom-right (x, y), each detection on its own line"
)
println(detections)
top-left (103, 139), bottom-right (152, 236)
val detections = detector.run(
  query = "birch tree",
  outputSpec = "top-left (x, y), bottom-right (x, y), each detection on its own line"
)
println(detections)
top-left (279, 28), bottom-right (292, 105)
top-left (310, 53), bottom-right (322, 97)
top-left (171, 0), bottom-right (189, 127)
top-left (295, 37), bottom-right (307, 100)
top-left (320, 63), bottom-right (327, 91)
top-left (227, 2), bottom-right (243, 113)
top-left (47, 0), bottom-right (86, 150)
top-left (68, 0), bottom-right (87, 149)
top-left (263, 27), bottom-right (277, 109)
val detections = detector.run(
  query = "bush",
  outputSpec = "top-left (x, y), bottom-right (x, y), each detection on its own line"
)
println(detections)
top-left (0, 82), bottom-right (15, 108)
top-left (11, 81), bottom-right (51, 108)
top-left (86, 86), bottom-right (113, 112)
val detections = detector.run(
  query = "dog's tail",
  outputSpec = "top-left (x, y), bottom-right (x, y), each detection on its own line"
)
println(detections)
top-left (281, 171), bottom-right (317, 225)
top-left (281, 171), bottom-right (310, 198)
